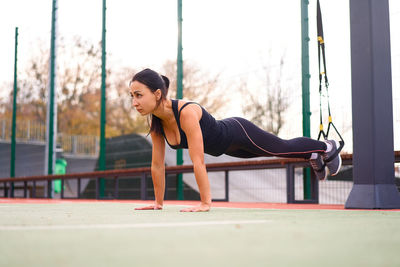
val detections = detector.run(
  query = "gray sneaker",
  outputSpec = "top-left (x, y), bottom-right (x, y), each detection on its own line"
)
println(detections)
top-left (309, 154), bottom-right (327, 181)
top-left (323, 140), bottom-right (342, 176)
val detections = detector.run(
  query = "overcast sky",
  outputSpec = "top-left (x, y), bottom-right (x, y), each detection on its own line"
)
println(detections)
top-left (0, 0), bottom-right (399, 150)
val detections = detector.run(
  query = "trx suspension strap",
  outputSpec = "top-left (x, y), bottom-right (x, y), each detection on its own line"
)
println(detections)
top-left (317, 0), bottom-right (345, 158)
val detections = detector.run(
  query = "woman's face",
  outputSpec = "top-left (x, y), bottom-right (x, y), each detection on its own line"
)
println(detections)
top-left (129, 81), bottom-right (160, 115)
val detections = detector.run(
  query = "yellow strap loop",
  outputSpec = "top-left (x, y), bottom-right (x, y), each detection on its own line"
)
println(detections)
top-left (320, 124), bottom-right (324, 131)
top-left (329, 116), bottom-right (332, 123)
top-left (318, 36), bottom-right (324, 44)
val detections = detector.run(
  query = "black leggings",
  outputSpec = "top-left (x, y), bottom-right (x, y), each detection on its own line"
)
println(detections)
top-left (223, 117), bottom-right (327, 159)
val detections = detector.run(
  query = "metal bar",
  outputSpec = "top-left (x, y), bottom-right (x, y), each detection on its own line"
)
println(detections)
top-left (27, 120), bottom-right (30, 140)
top-left (72, 136), bottom-right (77, 154)
top-left (61, 179), bottom-right (64, 199)
top-left (286, 164), bottom-right (295, 203)
top-left (1, 119), bottom-right (5, 140)
top-left (10, 182), bottom-right (14, 198)
top-left (164, 176), bottom-right (168, 200)
top-left (301, 0), bottom-right (311, 199)
top-left (95, 136), bottom-right (99, 156)
top-left (77, 178), bottom-right (81, 199)
top-left (141, 173), bottom-right (147, 200)
top-left (96, 178), bottom-right (99, 199)
top-left (47, 180), bottom-right (52, 199)
top-left (10, 27), bottom-right (18, 180)
top-left (310, 170), bottom-right (319, 203)
top-left (98, 0), bottom-right (107, 198)
top-left (10, 27), bottom-right (19, 197)
top-left (2, 153), bottom-right (372, 183)
top-left (45, 0), bottom-right (58, 180)
top-left (4, 182), bottom-right (8, 197)
top-left (114, 176), bottom-right (119, 199)
top-left (32, 181), bottom-right (36, 198)
top-left (286, 165), bottom-right (290, 203)
top-left (24, 181), bottom-right (27, 198)
top-left (225, 170), bottom-right (229, 202)
top-left (1, 152), bottom-right (397, 184)
top-left (176, 0), bottom-right (184, 200)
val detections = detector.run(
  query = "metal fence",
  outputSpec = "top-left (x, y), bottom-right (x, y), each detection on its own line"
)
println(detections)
top-left (1, 119), bottom-right (46, 142)
top-left (0, 119), bottom-right (98, 156)
top-left (58, 134), bottom-right (99, 156)
top-left (2, 153), bottom-right (399, 204)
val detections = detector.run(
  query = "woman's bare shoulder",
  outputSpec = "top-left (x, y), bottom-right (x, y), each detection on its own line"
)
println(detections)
top-left (177, 99), bottom-right (202, 115)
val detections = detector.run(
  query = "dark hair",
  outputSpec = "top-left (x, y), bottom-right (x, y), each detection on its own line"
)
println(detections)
top-left (130, 68), bottom-right (170, 136)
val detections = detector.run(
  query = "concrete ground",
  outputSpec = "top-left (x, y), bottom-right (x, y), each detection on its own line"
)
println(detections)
top-left (1, 199), bottom-right (399, 267)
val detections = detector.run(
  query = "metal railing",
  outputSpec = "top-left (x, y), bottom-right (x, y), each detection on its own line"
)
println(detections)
top-left (58, 133), bottom-right (99, 156)
top-left (1, 152), bottom-right (399, 204)
top-left (0, 119), bottom-right (99, 156)
top-left (0, 119), bottom-right (46, 142)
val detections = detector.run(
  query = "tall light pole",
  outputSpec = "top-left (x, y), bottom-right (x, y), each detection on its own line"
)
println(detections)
top-left (10, 27), bottom-right (19, 197)
top-left (98, 0), bottom-right (107, 198)
top-left (301, 0), bottom-right (312, 199)
top-left (45, 0), bottom-right (58, 198)
top-left (176, 0), bottom-right (184, 200)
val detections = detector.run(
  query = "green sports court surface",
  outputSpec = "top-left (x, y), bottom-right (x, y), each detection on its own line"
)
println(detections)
top-left (0, 199), bottom-right (399, 267)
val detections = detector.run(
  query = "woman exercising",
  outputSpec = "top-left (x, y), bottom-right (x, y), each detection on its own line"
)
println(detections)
top-left (131, 68), bottom-right (342, 212)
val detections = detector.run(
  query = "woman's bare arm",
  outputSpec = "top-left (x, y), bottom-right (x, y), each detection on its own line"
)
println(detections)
top-left (179, 104), bottom-right (211, 212)
top-left (135, 130), bottom-right (165, 210)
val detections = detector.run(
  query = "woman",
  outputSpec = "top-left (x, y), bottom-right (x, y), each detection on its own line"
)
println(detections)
top-left (131, 68), bottom-right (341, 212)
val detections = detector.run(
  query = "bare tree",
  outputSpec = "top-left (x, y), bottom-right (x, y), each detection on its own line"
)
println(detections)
top-left (0, 40), bottom-right (50, 123)
top-left (161, 60), bottom-right (226, 116)
top-left (0, 37), bottom-right (106, 136)
top-left (0, 38), bottom-right (228, 137)
top-left (241, 55), bottom-right (289, 135)
top-left (106, 67), bottom-right (149, 135)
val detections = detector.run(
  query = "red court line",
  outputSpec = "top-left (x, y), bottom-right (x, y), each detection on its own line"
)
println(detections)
top-left (1, 198), bottom-right (400, 211)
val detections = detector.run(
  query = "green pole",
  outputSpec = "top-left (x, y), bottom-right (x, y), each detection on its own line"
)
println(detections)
top-left (10, 27), bottom-right (18, 197)
top-left (99, 0), bottom-right (107, 198)
top-left (176, 0), bottom-right (184, 200)
top-left (46, 0), bottom-right (58, 198)
top-left (301, 0), bottom-right (311, 199)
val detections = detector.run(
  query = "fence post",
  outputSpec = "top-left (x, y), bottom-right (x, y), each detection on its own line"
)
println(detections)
top-left (11, 181), bottom-right (14, 198)
top-left (4, 182), bottom-right (8, 197)
top-left (286, 164), bottom-right (295, 203)
top-left (24, 181), bottom-right (27, 198)
top-left (164, 176), bottom-right (168, 200)
top-left (27, 120), bottom-right (30, 140)
top-left (95, 136), bottom-right (99, 156)
top-left (61, 179), bottom-right (64, 199)
top-left (225, 170), bottom-right (229, 202)
top-left (72, 136), bottom-right (77, 155)
top-left (1, 120), bottom-right (5, 140)
top-left (96, 177), bottom-right (99, 199)
top-left (310, 171), bottom-right (319, 203)
top-left (114, 176), bottom-right (119, 199)
top-left (77, 178), bottom-right (81, 199)
top-left (47, 180), bottom-right (52, 199)
top-left (141, 173), bottom-right (147, 200)
top-left (32, 181), bottom-right (36, 198)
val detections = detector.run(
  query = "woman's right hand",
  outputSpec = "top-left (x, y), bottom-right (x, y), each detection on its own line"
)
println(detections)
top-left (134, 204), bottom-right (163, 210)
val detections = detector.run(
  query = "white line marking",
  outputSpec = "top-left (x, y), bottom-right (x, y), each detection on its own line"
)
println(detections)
top-left (0, 220), bottom-right (269, 231)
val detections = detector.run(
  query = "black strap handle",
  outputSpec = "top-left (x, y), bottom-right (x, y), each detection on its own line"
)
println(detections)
top-left (316, 0), bottom-right (345, 153)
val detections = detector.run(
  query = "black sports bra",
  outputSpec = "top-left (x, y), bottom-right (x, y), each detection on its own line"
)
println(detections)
top-left (160, 99), bottom-right (233, 156)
